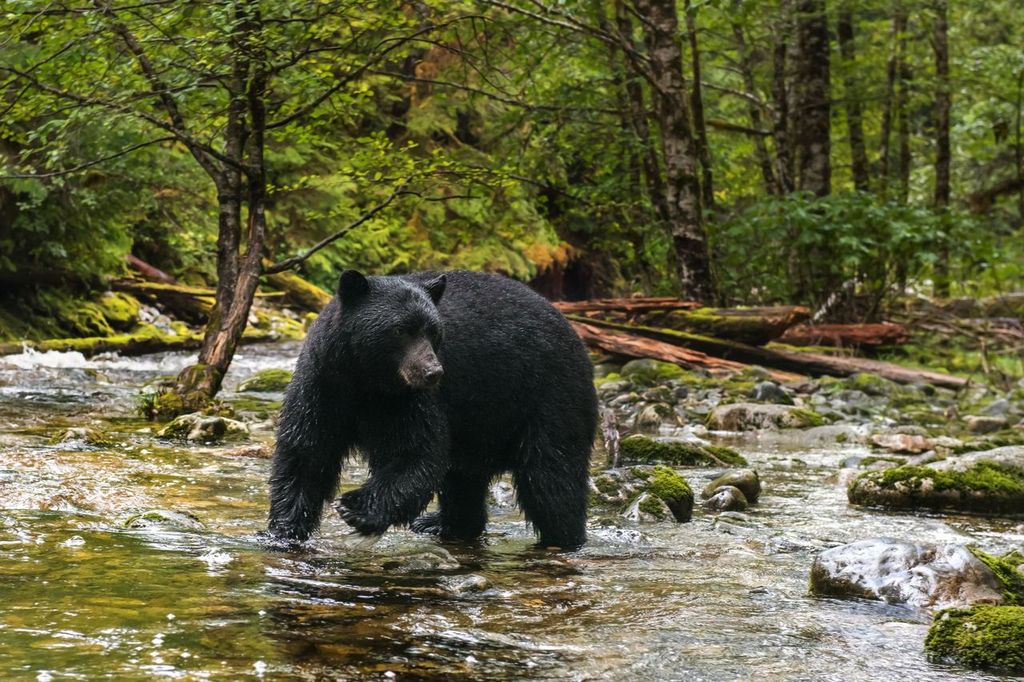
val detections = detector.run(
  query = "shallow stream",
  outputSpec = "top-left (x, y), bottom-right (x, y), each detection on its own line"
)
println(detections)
top-left (1, 343), bottom-right (1021, 680)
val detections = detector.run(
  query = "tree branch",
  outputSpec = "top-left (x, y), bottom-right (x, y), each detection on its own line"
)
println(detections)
top-left (0, 136), bottom-right (176, 179)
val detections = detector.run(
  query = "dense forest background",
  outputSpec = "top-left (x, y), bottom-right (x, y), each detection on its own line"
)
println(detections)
top-left (1, 0), bottom-right (1023, 398)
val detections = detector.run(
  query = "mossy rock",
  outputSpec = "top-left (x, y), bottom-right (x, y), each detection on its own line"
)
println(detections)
top-left (619, 359), bottom-right (686, 385)
top-left (925, 605), bottom-right (1024, 673)
top-left (848, 456), bottom-right (1024, 515)
top-left (238, 368), bottom-right (293, 393)
top-left (123, 509), bottom-right (205, 531)
top-left (619, 434), bottom-right (747, 467)
top-left (702, 469), bottom-right (760, 503)
top-left (835, 373), bottom-right (900, 397)
top-left (646, 465), bottom-right (693, 522)
top-left (970, 548), bottom-right (1024, 605)
top-left (707, 403), bottom-right (825, 431)
top-left (96, 292), bottom-right (141, 331)
top-left (157, 412), bottom-right (249, 443)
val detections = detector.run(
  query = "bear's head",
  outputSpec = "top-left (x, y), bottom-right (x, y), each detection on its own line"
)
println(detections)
top-left (336, 270), bottom-right (447, 393)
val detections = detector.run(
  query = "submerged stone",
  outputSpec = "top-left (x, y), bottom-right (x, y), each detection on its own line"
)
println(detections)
top-left (847, 447), bottom-right (1024, 515)
top-left (809, 539), bottom-right (1008, 609)
top-left (123, 509), bottom-right (205, 531)
top-left (157, 412), bottom-right (249, 443)
top-left (925, 605), bottom-right (1024, 673)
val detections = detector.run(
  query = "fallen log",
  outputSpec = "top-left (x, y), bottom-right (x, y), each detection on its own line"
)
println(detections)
top-left (261, 260), bottom-right (332, 313)
top-left (553, 297), bottom-right (701, 314)
top-left (780, 322), bottom-right (909, 348)
top-left (569, 315), bottom-right (967, 390)
top-left (125, 254), bottom-right (178, 285)
top-left (108, 279), bottom-right (214, 324)
top-left (570, 321), bottom-right (800, 382)
top-left (642, 306), bottom-right (810, 346)
top-left (0, 328), bottom-right (276, 358)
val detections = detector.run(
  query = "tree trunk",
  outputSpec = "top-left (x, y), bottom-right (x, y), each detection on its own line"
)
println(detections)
top-left (793, 0), bottom-right (831, 197)
top-left (837, 7), bottom-right (870, 192)
top-left (896, 22), bottom-right (912, 204)
top-left (614, 1), bottom-right (670, 226)
top-left (771, 1), bottom-right (796, 194)
top-left (932, 0), bottom-right (952, 297)
top-left (684, 0), bottom-right (714, 210)
top-left (731, 16), bottom-right (777, 193)
top-left (878, 11), bottom-right (906, 198)
top-left (634, 0), bottom-right (715, 302)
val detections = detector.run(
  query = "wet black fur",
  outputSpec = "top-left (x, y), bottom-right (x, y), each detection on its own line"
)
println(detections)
top-left (267, 270), bottom-right (598, 549)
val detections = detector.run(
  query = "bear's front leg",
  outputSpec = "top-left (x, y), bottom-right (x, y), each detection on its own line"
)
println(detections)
top-left (267, 360), bottom-right (350, 543)
top-left (335, 403), bottom-right (450, 536)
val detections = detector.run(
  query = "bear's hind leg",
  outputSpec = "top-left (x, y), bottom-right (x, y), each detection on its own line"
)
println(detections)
top-left (513, 435), bottom-right (589, 550)
top-left (412, 468), bottom-right (489, 542)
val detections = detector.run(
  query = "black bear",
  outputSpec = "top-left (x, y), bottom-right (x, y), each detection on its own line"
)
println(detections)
top-left (267, 270), bottom-right (598, 549)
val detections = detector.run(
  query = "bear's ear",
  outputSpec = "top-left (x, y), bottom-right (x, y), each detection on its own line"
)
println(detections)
top-left (424, 274), bottom-right (446, 304)
top-left (337, 270), bottom-right (369, 303)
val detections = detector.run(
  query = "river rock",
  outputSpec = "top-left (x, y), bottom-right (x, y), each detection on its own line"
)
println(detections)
top-left (707, 403), bottom-right (824, 431)
top-left (749, 381), bottom-right (794, 405)
top-left (965, 415), bottom-right (1009, 434)
top-left (622, 492), bottom-right (672, 523)
top-left (925, 605), bottom-right (1024, 672)
top-left (702, 469), bottom-right (761, 503)
top-left (238, 368), bottom-right (293, 393)
top-left (870, 433), bottom-right (933, 454)
top-left (702, 485), bottom-right (749, 512)
top-left (123, 509), bottom-right (205, 531)
top-left (809, 539), bottom-right (1006, 609)
top-left (157, 412), bottom-right (249, 443)
top-left (848, 447), bottom-right (1024, 514)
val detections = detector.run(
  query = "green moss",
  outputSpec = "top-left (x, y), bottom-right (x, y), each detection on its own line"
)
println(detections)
top-left (837, 373), bottom-right (897, 396)
top-left (593, 475), bottom-right (621, 496)
top-left (850, 461), bottom-right (1024, 514)
top-left (619, 359), bottom-right (686, 385)
top-left (96, 292), bottom-right (141, 330)
top-left (925, 606), bottom-right (1024, 672)
top-left (858, 455), bottom-right (907, 467)
top-left (969, 549), bottom-right (1024, 605)
top-left (238, 368), bottom-right (293, 392)
top-left (637, 494), bottom-right (668, 519)
top-left (619, 435), bottom-right (748, 467)
top-left (648, 465), bottom-right (693, 502)
top-left (835, 432), bottom-right (849, 443)
top-left (594, 371), bottom-right (623, 387)
top-left (789, 408), bottom-right (826, 428)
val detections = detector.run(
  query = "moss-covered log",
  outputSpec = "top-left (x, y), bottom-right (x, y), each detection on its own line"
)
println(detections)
top-left (553, 297), bottom-right (701, 314)
top-left (0, 326), bottom-right (275, 358)
top-left (641, 305), bottom-right (810, 345)
top-left (569, 315), bottom-right (966, 389)
top-left (261, 260), bottom-right (331, 313)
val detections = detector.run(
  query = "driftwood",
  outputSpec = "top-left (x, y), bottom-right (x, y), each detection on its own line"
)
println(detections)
top-left (108, 279), bottom-right (215, 323)
top-left (553, 297), bottom-right (701, 314)
top-left (641, 305), bottom-right (810, 345)
top-left (571, 320), bottom-right (799, 382)
top-left (780, 322), bottom-right (909, 348)
top-left (570, 316), bottom-right (967, 390)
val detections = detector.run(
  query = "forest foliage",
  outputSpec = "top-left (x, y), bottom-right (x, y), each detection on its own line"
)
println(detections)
top-left (2, 0), bottom-right (1023, 310)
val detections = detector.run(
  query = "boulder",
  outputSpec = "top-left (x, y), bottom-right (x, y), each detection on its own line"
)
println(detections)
top-left (847, 447), bottom-right (1024, 515)
top-left (925, 606), bottom-right (1024, 672)
top-left (707, 403), bottom-right (825, 431)
top-left (809, 539), bottom-right (1008, 609)
top-left (237, 368), bottom-right (293, 393)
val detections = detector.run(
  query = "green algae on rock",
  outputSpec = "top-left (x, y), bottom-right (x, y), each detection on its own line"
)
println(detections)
top-left (619, 434), bottom-right (747, 467)
top-left (590, 464), bottom-right (693, 522)
top-left (702, 469), bottom-right (761, 503)
top-left (647, 465), bottom-right (694, 522)
top-left (237, 368), bottom-right (293, 393)
top-left (969, 548), bottom-right (1024, 605)
top-left (925, 605), bottom-right (1024, 673)
top-left (619, 358), bottom-right (686, 385)
top-left (847, 449), bottom-right (1024, 514)
top-left (707, 402), bottom-right (825, 431)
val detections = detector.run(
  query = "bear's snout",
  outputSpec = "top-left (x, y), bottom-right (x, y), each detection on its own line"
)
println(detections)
top-left (400, 338), bottom-right (444, 390)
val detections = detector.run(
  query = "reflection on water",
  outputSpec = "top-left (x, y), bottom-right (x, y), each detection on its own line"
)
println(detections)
top-left (1, 344), bottom-right (1020, 680)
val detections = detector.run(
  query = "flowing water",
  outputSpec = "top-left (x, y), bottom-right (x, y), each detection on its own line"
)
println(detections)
top-left (1, 343), bottom-right (1021, 680)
